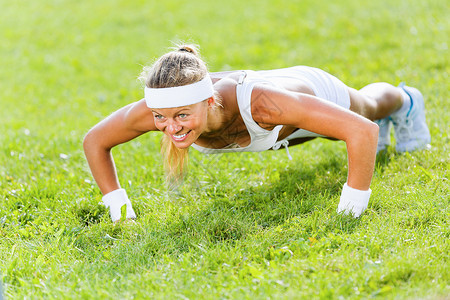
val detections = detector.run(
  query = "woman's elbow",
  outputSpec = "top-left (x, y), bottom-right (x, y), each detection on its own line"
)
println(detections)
top-left (357, 121), bottom-right (379, 151)
top-left (366, 121), bottom-right (379, 141)
top-left (83, 127), bottom-right (101, 153)
top-left (348, 120), bottom-right (379, 146)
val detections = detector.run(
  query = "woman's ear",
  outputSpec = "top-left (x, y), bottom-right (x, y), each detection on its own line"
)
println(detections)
top-left (207, 97), bottom-right (215, 108)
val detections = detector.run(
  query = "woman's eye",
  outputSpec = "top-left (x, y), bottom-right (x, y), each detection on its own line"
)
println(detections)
top-left (154, 114), bottom-right (164, 120)
top-left (178, 113), bottom-right (187, 119)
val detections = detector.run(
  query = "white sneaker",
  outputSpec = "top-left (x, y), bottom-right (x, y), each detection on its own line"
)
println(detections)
top-left (391, 84), bottom-right (431, 152)
top-left (375, 117), bottom-right (391, 153)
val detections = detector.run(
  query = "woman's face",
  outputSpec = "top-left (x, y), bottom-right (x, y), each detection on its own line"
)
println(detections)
top-left (151, 100), bottom-right (210, 149)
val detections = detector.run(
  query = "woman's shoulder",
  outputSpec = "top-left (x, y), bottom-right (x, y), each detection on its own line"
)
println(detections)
top-left (123, 99), bottom-right (158, 132)
top-left (213, 74), bottom-right (240, 104)
top-left (209, 70), bottom-right (243, 83)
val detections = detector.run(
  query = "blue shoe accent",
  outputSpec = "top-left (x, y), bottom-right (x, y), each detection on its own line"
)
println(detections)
top-left (398, 82), bottom-right (414, 118)
top-left (391, 84), bottom-right (431, 152)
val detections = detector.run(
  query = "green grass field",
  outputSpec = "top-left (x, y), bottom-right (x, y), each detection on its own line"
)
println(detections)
top-left (1, 0), bottom-right (449, 298)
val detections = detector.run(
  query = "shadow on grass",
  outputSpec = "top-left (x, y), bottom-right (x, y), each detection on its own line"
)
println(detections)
top-left (375, 148), bottom-right (394, 169)
top-left (75, 150), bottom-right (368, 265)
top-left (375, 145), bottom-right (413, 171)
top-left (129, 154), bottom-right (363, 256)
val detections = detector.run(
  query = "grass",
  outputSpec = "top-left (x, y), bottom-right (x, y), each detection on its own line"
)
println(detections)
top-left (0, 0), bottom-right (449, 298)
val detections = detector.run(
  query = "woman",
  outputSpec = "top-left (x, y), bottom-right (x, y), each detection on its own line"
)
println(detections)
top-left (83, 45), bottom-right (431, 222)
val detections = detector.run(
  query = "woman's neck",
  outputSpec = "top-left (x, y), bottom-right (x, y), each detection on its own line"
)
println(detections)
top-left (203, 106), bottom-right (227, 137)
top-left (201, 77), bottom-right (242, 138)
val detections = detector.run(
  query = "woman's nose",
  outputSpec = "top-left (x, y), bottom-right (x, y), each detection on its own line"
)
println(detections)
top-left (166, 121), bottom-right (182, 134)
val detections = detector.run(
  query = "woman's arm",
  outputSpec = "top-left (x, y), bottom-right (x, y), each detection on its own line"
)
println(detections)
top-left (83, 99), bottom-right (158, 221)
top-left (250, 84), bottom-right (378, 191)
top-left (83, 99), bottom-right (157, 194)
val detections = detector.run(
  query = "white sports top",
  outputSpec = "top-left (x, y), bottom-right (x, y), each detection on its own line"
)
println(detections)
top-left (191, 70), bottom-right (283, 154)
top-left (191, 66), bottom-right (350, 155)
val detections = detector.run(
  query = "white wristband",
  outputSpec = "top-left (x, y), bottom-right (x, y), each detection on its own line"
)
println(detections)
top-left (102, 189), bottom-right (137, 222)
top-left (337, 183), bottom-right (371, 217)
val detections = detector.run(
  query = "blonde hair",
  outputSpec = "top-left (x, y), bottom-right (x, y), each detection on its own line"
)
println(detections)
top-left (140, 44), bottom-right (210, 182)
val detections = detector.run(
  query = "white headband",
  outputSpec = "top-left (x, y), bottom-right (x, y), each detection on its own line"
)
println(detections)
top-left (145, 76), bottom-right (214, 109)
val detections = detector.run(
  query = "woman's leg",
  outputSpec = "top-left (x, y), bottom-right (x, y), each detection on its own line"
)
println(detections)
top-left (348, 82), bottom-right (431, 152)
top-left (347, 82), bottom-right (404, 121)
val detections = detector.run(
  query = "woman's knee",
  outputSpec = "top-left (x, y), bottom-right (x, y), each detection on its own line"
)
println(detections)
top-left (348, 88), bottom-right (377, 120)
top-left (359, 82), bottom-right (403, 118)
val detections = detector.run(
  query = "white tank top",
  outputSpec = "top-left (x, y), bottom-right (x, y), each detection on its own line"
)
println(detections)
top-left (191, 66), bottom-right (349, 155)
top-left (191, 70), bottom-right (283, 154)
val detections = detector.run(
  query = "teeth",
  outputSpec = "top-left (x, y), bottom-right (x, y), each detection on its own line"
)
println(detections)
top-left (173, 133), bottom-right (187, 139)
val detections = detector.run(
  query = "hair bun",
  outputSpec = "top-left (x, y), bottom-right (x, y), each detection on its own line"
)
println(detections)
top-left (177, 45), bottom-right (198, 56)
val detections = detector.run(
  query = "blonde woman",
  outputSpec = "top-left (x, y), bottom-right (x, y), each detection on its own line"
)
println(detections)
top-left (83, 45), bottom-right (431, 222)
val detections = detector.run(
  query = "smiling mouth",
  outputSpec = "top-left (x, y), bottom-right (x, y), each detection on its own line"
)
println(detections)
top-left (171, 131), bottom-right (191, 141)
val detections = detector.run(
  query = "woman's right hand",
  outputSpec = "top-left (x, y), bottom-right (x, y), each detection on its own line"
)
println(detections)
top-left (102, 189), bottom-right (136, 222)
